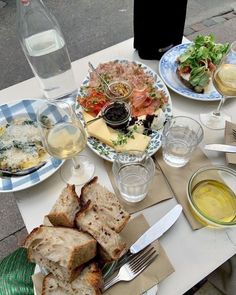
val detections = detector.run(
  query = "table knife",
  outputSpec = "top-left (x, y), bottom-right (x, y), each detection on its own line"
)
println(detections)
top-left (106, 204), bottom-right (183, 277)
top-left (130, 204), bottom-right (182, 254)
top-left (204, 144), bottom-right (236, 153)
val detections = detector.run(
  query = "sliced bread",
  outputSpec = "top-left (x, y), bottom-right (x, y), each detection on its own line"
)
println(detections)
top-left (47, 184), bottom-right (80, 228)
top-left (24, 226), bottom-right (97, 270)
top-left (42, 263), bottom-right (103, 295)
top-left (80, 177), bottom-right (130, 233)
top-left (28, 248), bottom-right (82, 282)
top-left (75, 202), bottom-right (127, 261)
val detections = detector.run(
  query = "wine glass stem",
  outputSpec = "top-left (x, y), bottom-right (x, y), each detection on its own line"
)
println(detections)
top-left (213, 96), bottom-right (225, 116)
top-left (72, 157), bottom-right (80, 170)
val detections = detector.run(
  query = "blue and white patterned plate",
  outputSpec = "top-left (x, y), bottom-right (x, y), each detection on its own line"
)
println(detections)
top-left (159, 43), bottom-right (221, 101)
top-left (77, 59), bottom-right (172, 162)
top-left (0, 99), bottom-right (63, 192)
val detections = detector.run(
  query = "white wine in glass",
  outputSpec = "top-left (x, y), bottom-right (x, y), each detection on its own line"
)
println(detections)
top-left (200, 42), bottom-right (236, 130)
top-left (37, 101), bottom-right (94, 185)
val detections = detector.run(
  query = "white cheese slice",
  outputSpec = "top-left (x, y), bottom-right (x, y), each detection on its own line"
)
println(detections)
top-left (113, 131), bottom-right (151, 153)
top-left (83, 112), bottom-right (114, 147)
top-left (83, 111), bottom-right (151, 152)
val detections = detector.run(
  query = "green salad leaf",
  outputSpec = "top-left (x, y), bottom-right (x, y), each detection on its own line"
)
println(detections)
top-left (178, 34), bottom-right (229, 89)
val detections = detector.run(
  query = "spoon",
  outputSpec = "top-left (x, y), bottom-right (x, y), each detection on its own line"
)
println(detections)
top-left (0, 161), bottom-right (46, 177)
top-left (86, 115), bottom-right (104, 125)
top-left (88, 62), bottom-right (132, 99)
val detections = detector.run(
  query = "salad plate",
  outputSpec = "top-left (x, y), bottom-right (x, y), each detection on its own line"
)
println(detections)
top-left (0, 99), bottom-right (63, 192)
top-left (77, 58), bottom-right (172, 162)
top-left (159, 43), bottom-right (222, 101)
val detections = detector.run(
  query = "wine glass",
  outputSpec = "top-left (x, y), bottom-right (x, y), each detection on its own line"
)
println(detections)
top-left (200, 41), bottom-right (236, 130)
top-left (37, 100), bottom-right (94, 185)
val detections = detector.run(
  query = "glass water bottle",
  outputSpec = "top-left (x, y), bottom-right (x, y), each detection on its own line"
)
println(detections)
top-left (16, 0), bottom-right (77, 104)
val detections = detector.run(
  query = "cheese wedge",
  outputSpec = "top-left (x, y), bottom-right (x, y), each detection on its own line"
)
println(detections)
top-left (108, 127), bottom-right (151, 152)
top-left (83, 112), bottom-right (114, 147)
top-left (83, 111), bottom-right (151, 152)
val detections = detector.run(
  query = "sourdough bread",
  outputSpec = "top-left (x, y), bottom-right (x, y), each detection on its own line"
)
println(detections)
top-left (42, 263), bottom-right (103, 295)
top-left (47, 184), bottom-right (80, 227)
top-left (24, 226), bottom-right (97, 270)
top-left (28, 248), bottom-right (82, 282)
top-left (80, 177), bottom-right (130, 233)
top-left (76, 202), bottom-right (127, 261)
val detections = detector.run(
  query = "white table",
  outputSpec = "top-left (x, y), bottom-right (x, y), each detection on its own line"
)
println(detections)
top-left (1, 38), bottom-right (236, 295)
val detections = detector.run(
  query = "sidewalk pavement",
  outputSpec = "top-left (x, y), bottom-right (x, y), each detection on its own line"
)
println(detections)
top-left (185, 8), bottom-right (236, 43)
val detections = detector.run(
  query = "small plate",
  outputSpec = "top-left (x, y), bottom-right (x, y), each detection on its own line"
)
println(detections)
top-left (77, 59), bottom-right (172, 162)
top-left (159, 43), bottom-right (221, 101)
top-left (0, 99), bottom-right (63, 192)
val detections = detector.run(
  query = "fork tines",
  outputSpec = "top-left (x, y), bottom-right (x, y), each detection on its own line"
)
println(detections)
top-left (103, 245), bottom-right (158, 291)
top-left (128, 247), bottom-right (156, 276)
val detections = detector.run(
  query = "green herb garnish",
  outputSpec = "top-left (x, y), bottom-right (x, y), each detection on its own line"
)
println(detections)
top-left (112, 130), bottom-right (135, 146)
top-left (23, 120), bottom-right (35, 126)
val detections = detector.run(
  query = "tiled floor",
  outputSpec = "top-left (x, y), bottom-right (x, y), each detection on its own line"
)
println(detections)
top-left (0, 193), bottom-right (27, 260)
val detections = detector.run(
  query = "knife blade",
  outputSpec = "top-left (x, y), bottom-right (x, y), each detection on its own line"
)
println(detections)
top-left (130, 204), bottom-right (182, 254)
top-left (204, 144), bottom-right (236, 153)
top-left (104, 204), bottom-right (183, 278)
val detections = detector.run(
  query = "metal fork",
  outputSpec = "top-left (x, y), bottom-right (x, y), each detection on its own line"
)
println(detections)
top-left (103, 246), bottom-right (158, 291)
top-left (108, 245), bottom-right (154, 277)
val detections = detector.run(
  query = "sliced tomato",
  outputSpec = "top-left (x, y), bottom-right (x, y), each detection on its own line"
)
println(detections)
top-left (79, 90), bottom-right (108, 115)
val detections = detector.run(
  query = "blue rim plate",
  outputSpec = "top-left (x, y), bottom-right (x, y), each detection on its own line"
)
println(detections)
top-left (159, 43), bottom-right (222, 101)
top-left (0, 99), bottom-right (63, 192)
top-left (77, 58), bottom-right (172, 162)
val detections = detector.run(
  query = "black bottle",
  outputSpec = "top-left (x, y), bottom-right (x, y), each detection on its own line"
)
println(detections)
top-left (133, 0), bottom-right (188, 60)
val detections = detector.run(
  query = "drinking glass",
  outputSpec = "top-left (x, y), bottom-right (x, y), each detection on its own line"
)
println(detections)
top-left (112, 151), bottom-right (155, 203)
top-left (162, 116), bottom-right (204, 168)
top-left (37, 101), bottom-right (94, 185)
top-left (200, 41), bottom-right (236, 130)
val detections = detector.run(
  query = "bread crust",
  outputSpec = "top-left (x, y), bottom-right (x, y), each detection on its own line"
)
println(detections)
top-left (80, 176), bottom-right (98, 206)
top-left (24, 226), bottom-right (97, 270)
top-left (29, 248), bottom-right (83, 283)
top-left (47, 184), bottom-right (80, 228)
top-left (80, 177), bottom-right (130, 233)
top-left (42, 262), bottom-right (103, 295)
top-left (76, 202), bottom-right (127, 261)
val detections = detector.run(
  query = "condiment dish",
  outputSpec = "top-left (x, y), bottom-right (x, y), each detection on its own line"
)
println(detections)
top-left (187, 166), bottom-right (236, 227)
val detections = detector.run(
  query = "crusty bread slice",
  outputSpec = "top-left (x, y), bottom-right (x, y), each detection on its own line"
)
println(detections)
top-left (80, 177), bottom-right (130, 233)
top-left (28, 248), bottom-right (82, 282)
top-left (75, 202), bottom-right (127, 261)
top-left (47, 184), bottom-right (80, 228)
top-left (42, 263), bottom-right (103, 295)
top-left (24, 226), bottom-right (97, 270)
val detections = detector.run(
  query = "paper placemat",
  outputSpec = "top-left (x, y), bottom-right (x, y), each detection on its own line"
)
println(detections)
top-left (111, 214), bottom-right (174, 295)
top-left (33, 215), bottom-right (174, 295)
top-left (155, 148), bottom-right (212, 230)
top-left (104, 161), bottom-right (173, 214)
top-left (225, 121), bottom-right (236, 164)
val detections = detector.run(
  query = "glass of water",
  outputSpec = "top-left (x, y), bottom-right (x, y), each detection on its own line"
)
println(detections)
top-left (162, 116), bottom-right (204, 168)
top-left (112, 151), bottom-right (155, 203)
